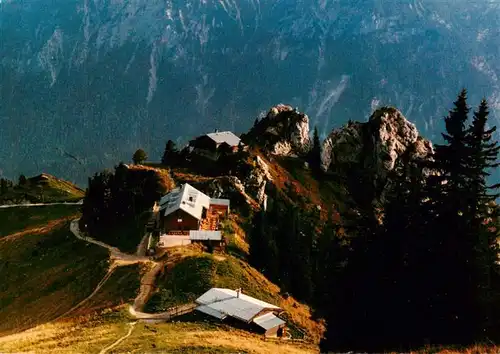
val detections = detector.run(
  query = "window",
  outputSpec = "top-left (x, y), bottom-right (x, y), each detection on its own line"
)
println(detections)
top-left (177, 218), bottom-right (183, 223)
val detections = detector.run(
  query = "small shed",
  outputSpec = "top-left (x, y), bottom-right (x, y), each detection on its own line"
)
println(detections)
top-left (195, 288), bottom-right (286, 337)
top-left (252, 312), bottom-right (287, 337)
top-left (189, 230), bottom-right (223, 248)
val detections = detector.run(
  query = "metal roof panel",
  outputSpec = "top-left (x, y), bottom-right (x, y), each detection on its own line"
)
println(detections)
top-left (162, 183), bottom-right (211, 220)
top-left (196, 305), bottom-right (227, 320)
top-left (206, 131), bottom-right (241, 147)
top-left (252, 312), bottom-right (286, 330)
top-left (195, 288), bottom-right (281, 323)
top-left (189, 230), bottom-right (222, 241)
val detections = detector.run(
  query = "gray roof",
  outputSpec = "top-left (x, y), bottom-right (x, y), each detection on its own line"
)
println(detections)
top-left (210, 198), bottom-right (230, 207)
top-left (206, 131), bottom-right (241, 147)
top-left (159, 183), bottom-right (211, 220)
top-left (189, 230), bottom-right (222, 241)
top-left (252, 312), bottom-right (286, 330)
top-left (196, 305), bottom-right (227, 320)
top-left (195, 288), bottom-right (281, 323)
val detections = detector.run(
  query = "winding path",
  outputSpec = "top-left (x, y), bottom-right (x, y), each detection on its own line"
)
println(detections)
top-left (70, 220), bottom-right (152, 263)
top-left (69, 219), bottom-right (195, 320)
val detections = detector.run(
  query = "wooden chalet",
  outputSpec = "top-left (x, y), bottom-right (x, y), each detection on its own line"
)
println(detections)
top-left (189, 130), bottom-right (242, 160)
top-left (156, 183), bottom-right (230, 248)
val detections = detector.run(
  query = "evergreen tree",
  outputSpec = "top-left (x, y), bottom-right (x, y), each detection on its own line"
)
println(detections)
top-left (464, 99), bottom-right (500, 338)
top-left (308, 126), bottom-right (322, 171)
top-left (18, 174), bottom-right (27, 186)
top-left (423, 90), bottom-right (494, 344)
top-left (290, 211), bottom-right (314, 302)
top-left (248, 210), bottom-right (268, 271)
top-left (312, 218), bottom-right (344, 316)
top-left (0, 178), bottom-right (10, 195)
top-left (132, 149), bottom-right (148, 165)
top-left (465, 99), bottom-right (500, 209)
top-left (161, 140), bottom-right (178, 166)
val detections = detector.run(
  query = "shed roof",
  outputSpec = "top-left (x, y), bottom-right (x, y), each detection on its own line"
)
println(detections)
top-left (206, 131), bottom-right (241, 147)
top-left (189, 230), bottom-right (222, 241)
top-left (159, 183), bottom-right (211, 220)
top-left (195, 288), bottom-right (281, 323)
top-left (210, 198), bottom-right (230, 207)
top-left (252, 312), bottom-right (286, 330)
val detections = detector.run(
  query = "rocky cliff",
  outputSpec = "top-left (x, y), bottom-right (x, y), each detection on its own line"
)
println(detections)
top-left (243, 104), bottom-right (311, 157)
top-left (321, 107), bottom-right (434, 184)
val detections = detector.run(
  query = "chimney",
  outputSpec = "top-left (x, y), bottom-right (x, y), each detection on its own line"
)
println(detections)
top-left (236, 288), bottom-right (241, 298)
top-left (214, 128), bottom-right (219, 133)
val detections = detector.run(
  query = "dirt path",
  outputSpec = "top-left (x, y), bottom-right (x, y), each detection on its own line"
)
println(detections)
top-left (132, 262), bottom-right (164, 312)
top-left (69, 218), bottom-right (190, 321)
top-left (98, 321), bottom-right (137, 354)
top-left (70, 219), bottom-right (152, 263)
top-left (129, 302), bottom-right (197, 320)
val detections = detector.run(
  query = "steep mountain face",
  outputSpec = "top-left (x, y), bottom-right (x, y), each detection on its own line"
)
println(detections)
top-left (0, 0), bottom-right (499, 184)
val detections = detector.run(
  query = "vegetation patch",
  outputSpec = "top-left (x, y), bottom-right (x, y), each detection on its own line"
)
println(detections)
top-left (0, 222), bottom-right (109, 335)
top-left (80, 163), bottom-right (167, 252)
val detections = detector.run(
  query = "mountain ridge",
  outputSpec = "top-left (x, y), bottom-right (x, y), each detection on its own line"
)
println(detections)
top-left (1, 0), bottom-right (498, 183)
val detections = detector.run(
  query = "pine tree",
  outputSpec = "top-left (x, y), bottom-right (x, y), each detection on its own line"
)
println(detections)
top-left (18, 174), bottom-right (27, 186)
top-left (0, 178), bottom-right (10, 195)
top-left (308, 126), bottom-right (322, 171)
top-left (312, 218), bottom-right (344, 316)
top-left (424, 90), bottom-right (488, 344)
top-left (248, 210), bottom-right (268, 271)
top-left (466, 99), bottom-right (500, 209)
top-left (434, 88), bottom-right (470, 208)
top-left (464, 99), bottom-right (500, 339)
top-left (161, 140), bottom-right (178, 166)
top-left (288, 209), bottom-right (314, 302)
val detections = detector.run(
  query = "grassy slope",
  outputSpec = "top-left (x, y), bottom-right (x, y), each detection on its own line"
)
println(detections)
top-left (1, 308), bottom-right (496, 354)
top-left (0, 205), bottom-right (81, 238)
top-left (145, 253), bottom-right (324, 343)
top-left (0, 308), bottom-right (318, 354)
top-left (0, 173), bottom-right (84, 203)
top-left (0, 205), bottom-right (140, 336)
top-left (70, 264), bottom-right (141, 317)
top-left (0, 219), bottom-right (110, 335)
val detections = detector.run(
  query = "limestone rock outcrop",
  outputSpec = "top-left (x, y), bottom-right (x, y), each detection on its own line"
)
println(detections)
top-left (244, 104), bottom-right (310, 157)
top-left (321, 107), bottom-right (434, 176)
